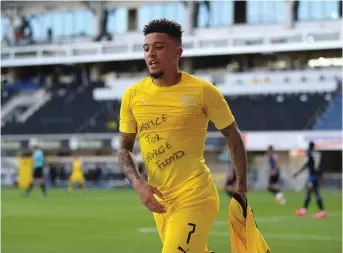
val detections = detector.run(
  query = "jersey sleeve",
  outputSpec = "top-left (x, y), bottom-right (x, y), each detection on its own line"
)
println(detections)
top-left (119, 88), bottom-right (137, 133)
top-left (202, 82), bottom-right (235, 130)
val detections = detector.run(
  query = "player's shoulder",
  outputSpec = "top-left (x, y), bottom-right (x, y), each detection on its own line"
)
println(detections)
top-left (127, 77), bottom-right (151, 91)
top-left (183, 72), bottom-right (219, 97)
top-left (122, 77), bottom-right (151, 99)
top-left (183, 72), bottom-right (214, 88)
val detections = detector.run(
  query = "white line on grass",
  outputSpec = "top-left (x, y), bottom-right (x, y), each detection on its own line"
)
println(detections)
top-left (209, 231), bottom-right (342, 241)
top-left (137, 228), bottom-right (341, 241)
top-left (215, 216), bottom-right (292, 225)
top-left (214, 211), bottom-right (342, 226)
top-left (138, 228), bottom-right (158, 233)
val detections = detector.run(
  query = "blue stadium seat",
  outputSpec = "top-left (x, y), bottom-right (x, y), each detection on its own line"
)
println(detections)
top-left (313, 93), bottom-right (342, 130)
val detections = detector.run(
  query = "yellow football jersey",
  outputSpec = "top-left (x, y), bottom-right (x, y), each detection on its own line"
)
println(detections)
top-left (72, 159), bottom-right (83, 175)
top-left (229, 194), bottom-right (271, 253)
top-left (120, 72), bottom-right (235, 200)
top-left (18, 156), bottom-right (33, 189)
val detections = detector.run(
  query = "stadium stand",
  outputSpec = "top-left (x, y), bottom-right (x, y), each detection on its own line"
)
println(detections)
top-left (1, 89), bottom-right (17, 105)
top-left (1, 67), bottom-right (341, 134)
top-left (207, 92), bottom-right (334, 131)
top-left (313, 91), bottom-right (343, 130)
top-left (2, 86), bottom-right (103, 134)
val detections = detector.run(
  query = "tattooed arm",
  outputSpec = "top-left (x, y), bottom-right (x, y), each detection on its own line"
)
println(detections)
top-left (220, 122), bottom-right (248, 199)
top-left (118, 131), bottom-right (166, 213)
top-left (118, 132), bottom-right (143, 187)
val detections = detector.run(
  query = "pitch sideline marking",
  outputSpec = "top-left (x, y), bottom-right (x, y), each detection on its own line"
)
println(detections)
top-left (213, 211), bottom-right (341, 225)
top-left (209, 231), bottom-right (342, 241)
top-left (138, 212), bottom-right (342, 241)
top-left (137, 228), bottom-right (341, 241)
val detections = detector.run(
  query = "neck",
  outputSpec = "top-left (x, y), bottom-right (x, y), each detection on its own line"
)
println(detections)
top-left (153, 71), bottom-right (181, 87)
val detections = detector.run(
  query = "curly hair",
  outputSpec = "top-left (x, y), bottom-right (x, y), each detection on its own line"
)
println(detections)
top-left (143, 18), bottom-right (183, 45)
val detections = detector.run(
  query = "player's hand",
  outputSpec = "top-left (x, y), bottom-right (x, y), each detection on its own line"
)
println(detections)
top-left (133, 181), bottom-right (166, 213)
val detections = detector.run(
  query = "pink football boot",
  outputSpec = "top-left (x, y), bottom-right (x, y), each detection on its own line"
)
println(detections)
top-left (296, 208), bottom-right (307, 216)
top-left (315, 211), bottom-right (327, 219)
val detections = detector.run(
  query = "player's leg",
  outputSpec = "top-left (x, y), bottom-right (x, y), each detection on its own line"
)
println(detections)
top-left (79, 178), bottom-right (86, 191)
top-left (24, 168), bottom-right (37, 196)
top-left (153, 209), bottom-right (170, 244)
top-left (24, 181), bottom-right (34, 196)
top-left (68, 173), bottom-right (77, 192)
top-left (68, 178), bottom-right (75, 192)
top-left (267, 176), bottom-right (279, 195)
top-left (268, 174), bottom-right (286, 205)
top-left (79, 175), bottom-right (86, 191)
top-left (312, 180), bottom-right (326, 219)
top-left (36, 167), bottom-right (47, 196)
top-left (39, 177), bottom-right (47, 196)
top-left (162, 182), bottom-right (219, 253)
top-left (296, 180), bottom-right (313, 216)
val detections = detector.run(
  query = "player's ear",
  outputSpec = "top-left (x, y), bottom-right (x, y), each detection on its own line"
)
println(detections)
top-left (175, 47), bottom-right (183, 58)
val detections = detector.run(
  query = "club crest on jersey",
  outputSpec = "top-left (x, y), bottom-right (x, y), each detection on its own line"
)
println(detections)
top-left (181, 95), bottom-right (196, 107)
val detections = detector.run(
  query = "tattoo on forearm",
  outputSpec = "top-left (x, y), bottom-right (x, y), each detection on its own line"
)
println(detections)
top-left (220, 122), bottom-right (248, 191)
top-left (118, 132), bottom-right (141, 183)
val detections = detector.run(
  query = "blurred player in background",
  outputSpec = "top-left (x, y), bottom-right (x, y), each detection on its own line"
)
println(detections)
top-left (267, 145), bottom-right (286, 205)
top-left (24, 144), bottom-right (47, 197)
top-left (293, 142), bottom-right (326, 219)
top-left (224, 159), bottom-right (236, 197)
top-left (119, 19), bottom-right (248, 253)
top-left (68, 155), bottom-right (86, 192)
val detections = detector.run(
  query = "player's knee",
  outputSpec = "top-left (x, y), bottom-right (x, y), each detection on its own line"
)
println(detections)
top-left (305, 193), bottom-right (311, 200)
top-left (314, 191), bottom-right (321, 199)
top-left (268, 186), bottom-right (278, 194)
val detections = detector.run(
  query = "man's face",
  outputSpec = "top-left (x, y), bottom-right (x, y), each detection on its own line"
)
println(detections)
top-left (143, 33), bottom-right (180, 79)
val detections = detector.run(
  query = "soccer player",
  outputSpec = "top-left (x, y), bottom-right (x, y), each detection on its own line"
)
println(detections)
top-left (24, 144), bottom-right (47, 197)
top-left (267, 145), bottom-right (286, 205)
top-left (224, 161), bottom-right (236, 197)
top-left (68, 155), bottom-right (86, 192)
top-left (118, 19), bottom-right (248, 253)
top-left (293, 142), bottom-right (326, 219)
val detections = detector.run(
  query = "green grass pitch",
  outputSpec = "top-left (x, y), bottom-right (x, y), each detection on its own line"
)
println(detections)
top-left (1, 188), bottom-right (342, 253)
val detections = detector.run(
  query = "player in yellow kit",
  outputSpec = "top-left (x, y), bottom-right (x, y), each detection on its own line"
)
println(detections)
top-left (118, 19), bottom-right (248, 253)
top-left (68, 155), bottom-right (86, 192)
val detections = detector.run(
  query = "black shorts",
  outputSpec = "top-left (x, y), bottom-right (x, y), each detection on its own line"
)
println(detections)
top-left (307, 179), bottom-right (320, 191)
top-left (269, 174), bottom-right (279, 184)
top-left (33, 167), bottom-right (43, 179)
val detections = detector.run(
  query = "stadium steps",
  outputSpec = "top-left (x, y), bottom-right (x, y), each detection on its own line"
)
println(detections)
top-left (1, 89), bottom-right (47, 127)
top-left (17, 89), bottom-right (52, 123)
top-left (313, 92), bottom-right (342, 130)
top-left (220, 93), bottom-right (331, 131)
